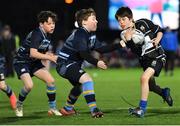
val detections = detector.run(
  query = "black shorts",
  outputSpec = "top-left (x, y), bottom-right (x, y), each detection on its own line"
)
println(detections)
top-left (56, 60), bottom-right (85, 86)
top-left (140, 58), bottom-right (164, 77)
top-left (14, 60), bottom-right (45, 79)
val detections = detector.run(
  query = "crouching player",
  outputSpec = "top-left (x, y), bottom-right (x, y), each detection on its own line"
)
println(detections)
top-left (115, 6), bottom-right (173, 117)
top-left (13, 11), bottom-right (61, 117)
top-left (56, 8), bottom-right (123, 118)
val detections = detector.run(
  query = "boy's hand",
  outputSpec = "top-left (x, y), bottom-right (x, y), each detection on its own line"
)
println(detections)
top-left (97, 60), bottom-right (107, 70)
top-left (48, 55), bottom-right (58, 64)
top-left (152, 38), bottom-right (159, 48)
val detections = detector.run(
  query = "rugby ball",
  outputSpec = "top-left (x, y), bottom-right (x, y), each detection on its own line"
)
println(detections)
top-left (131, 29), bottom-right (144, 45)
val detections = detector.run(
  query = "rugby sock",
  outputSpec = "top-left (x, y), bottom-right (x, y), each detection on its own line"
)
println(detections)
top-left (47, 85), bottom-right (56, 109)
top-left (64, 86), bottom-right (82, 111)
top-left (82, 81), bottom-right (97, 112)
top-left (2, 85), bottom-right (12, 97)
top-left (64, 95), bottom-right (76, 111)
top-left (139, 100), bottom-right (147, 112)
top-left (19, 87), bottom-right (30, 102)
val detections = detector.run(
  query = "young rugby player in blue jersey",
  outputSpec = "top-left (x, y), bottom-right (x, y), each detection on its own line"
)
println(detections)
top-left (56, 8), bottom-right (123, 118)
top-left (13, 11), bottom-right (61, 117)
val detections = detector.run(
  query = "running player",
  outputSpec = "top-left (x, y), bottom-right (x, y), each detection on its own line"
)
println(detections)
top-left (13, 11), bottom-right (61, 117)
top-left (115, 6), bottom-right (173, 117)
top-left (56, 8), bottom-right (122, 118)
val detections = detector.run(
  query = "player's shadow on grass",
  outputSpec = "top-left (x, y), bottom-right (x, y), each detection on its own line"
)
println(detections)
top-left (103, 109), bottom-right (127, 114)
top-left (80, 108), bottom-right (126, 114)
top-left (146, 108), bottom-right (180, 117)
top-left (0, 115), bottom-right (44, 125)
top-left (33, 110), bottom-right (47, 115)
top-left (0, 111), bottom-right (49, 125)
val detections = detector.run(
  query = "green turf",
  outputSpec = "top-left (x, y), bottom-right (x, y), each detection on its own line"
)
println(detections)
top-left (0, 67), bottom-right (180, 125)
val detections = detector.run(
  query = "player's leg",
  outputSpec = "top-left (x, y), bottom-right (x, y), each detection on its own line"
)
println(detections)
top-left (0, 62), bottom-right (17, 109)
top-left (79, 73), bottom-right (104, 118)
top-left (57, 62), bottom-right (83, 116)
top-left (140, 68), bottom-right (155, 110)
top-left (56, 62), bottom-right (103, 118)
top-left (0, 80), bottom-right (17, 109)
top-left (149, 76), bottom-right (173, 106)
top-left (149, 77), bottom-right (162, 96)
top-left (60, 83), bottom-right (82, 116)
top-left (34, 68), bottom-right (61, 116)
top-left (129, 67), bottom-right (154, 117)
top-left (18, 73), bottom-right (33, 103)
top-left (15, 73), bottom-right (33, 117)
top-left (14, 63), bottom-right (33, 117)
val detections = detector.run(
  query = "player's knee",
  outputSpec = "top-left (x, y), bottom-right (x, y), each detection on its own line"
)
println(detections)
top-left (140, 75), bottom-right (149, 84)
top-left (45, 77), bottom-right (55, 85)
top-left (25, 84), bottom-right (33, 91)
top-left (0, 82), bottom-right (6, 90)
top-left (46, 78), bottom-right (55, 87)
top-left (79, 73), bottom-right (92, 84)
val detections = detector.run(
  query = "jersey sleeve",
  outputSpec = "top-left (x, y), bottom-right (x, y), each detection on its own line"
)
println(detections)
top-left (144, 19), bottom-right (162, 34)
top-left (95, 42), bottom-right (122, 53)
top-left (30, 31), bottom-right (42, 49)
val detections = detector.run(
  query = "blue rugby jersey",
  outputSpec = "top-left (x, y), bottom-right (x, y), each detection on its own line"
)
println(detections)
top-left (57, 27), bottom-right (121, 66)
top-left (14, 27), bottom-right (52, 63)
top-left (57, 27), bottom-right (103, 65)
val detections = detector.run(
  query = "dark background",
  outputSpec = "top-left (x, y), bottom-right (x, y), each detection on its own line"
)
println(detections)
top-left (0, 0), bottom-right (179, 43)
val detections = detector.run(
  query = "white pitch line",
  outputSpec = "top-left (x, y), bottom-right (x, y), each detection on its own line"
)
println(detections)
top-left (115, 106), bottom-right (179, 110)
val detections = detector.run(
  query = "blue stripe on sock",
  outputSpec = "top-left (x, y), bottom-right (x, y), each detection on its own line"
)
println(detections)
top-left (47, 86), bottom-right (56, 90)
top-left (87, 101), bottom-right (96, 106)
top-left (82, 81), bottom-right (97, 112)
top-left (90, 106), bottom-right (97, 112)
top-left (82, 81), bottom-right (94, 92)
top-left (49, 100), bottom-right (56, 109)
top-left (88, 101), bottom-right (97, 112)
top-left (139, 100), bottom-right (147, 112)
top-left (47, 85), bottom-right (56, 94)
top-left (20, 88), bottom-right (29, 97)
top-left (64, 106), bottom-right (73, 111)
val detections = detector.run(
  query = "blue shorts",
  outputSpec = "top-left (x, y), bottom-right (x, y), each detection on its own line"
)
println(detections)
top-left (56, 60), bottom-right (85, 86)
top-left (14, 60), bottom-right (45, 79)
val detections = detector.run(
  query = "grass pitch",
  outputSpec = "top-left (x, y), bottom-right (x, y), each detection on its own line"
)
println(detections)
top-left (0, 67), bottom-right (180, 125)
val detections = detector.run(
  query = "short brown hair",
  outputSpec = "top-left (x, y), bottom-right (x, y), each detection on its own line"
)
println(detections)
top-left (37, 11), bottom-right (58, 23)
top-left (75, 8), bottom-right (96, 27)
top-left (115, 6), bottom-right (133, 20)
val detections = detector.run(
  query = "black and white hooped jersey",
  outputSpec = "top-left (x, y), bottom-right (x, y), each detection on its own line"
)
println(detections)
top-left (122, 18), bottom-right (165, 59)
top-left (14, 27), bottom-right (51, 63)
top-left (57, 27), bottom-right (102, 65)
